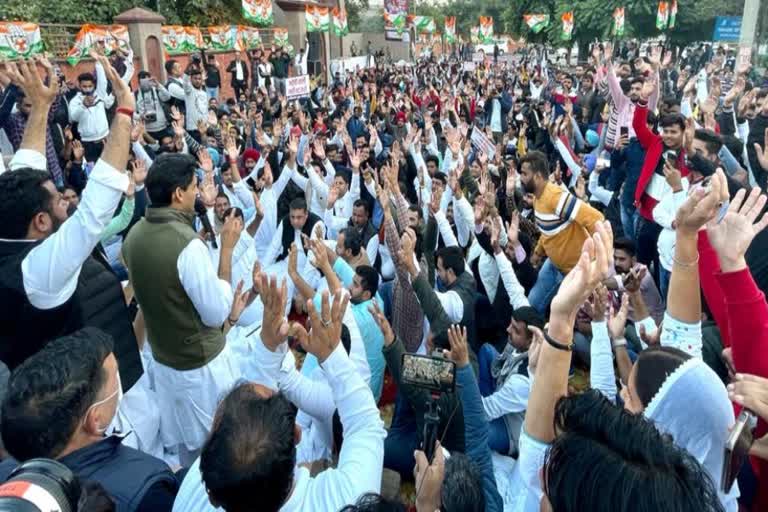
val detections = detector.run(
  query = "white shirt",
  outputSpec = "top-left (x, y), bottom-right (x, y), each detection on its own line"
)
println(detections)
top-left (262, 218), bottom-right (325, 270)
top-left (323, 172), bottom-right (361, 236)
top-left (482, 360), bottom-right (531, 420)
top-left (183, 75), bottom-right (209, 132)
top-left (490, 97), bottom-right (502, 133)
top-left (653, 179), bottom-right (689, 271)
top-left (222, 179), bottom-right (256, 212)
top-left (68, 60), bottom-right (114, 142)
top-left (4, 149), bottom-right (128, 310)
top-left (172, 341), bottom-right (386, 512)
top-left (177, 237), bottom-right (234, 327)
top-left (235, 61), bottom-right (244, 82)
top-left (252, 164), bottom-right (295, 261)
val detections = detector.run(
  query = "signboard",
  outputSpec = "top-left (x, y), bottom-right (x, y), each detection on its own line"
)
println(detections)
top-left (470, 126), bottom-right (496, 160)
top-left (462, 62), bottom-right (477, 72)
top-left (738, 46), bottom-right (752, 69)
top-left (277, 75), bottom-right (310, 100)
top-left (330, 55), bottom-right (376, 74)
top-left (713, 16), bottom-right (742, 42)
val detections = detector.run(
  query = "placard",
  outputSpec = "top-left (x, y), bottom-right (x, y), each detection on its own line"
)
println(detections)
top-left (470, 126), bottom-right (496, 160)
top-left (278, 75), bottom-right (310, 100)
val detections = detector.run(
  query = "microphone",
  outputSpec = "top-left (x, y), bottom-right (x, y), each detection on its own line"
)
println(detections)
top-left (194, 197), bottom-right (218, 249)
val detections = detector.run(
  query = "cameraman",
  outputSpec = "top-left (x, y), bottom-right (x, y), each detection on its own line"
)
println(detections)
top-left (0, 328), bottom-right (179, 511)
top-left (135, 71), bottom-right (171, 140)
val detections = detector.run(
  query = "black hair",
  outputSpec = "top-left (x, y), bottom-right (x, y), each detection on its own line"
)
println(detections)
top-left (77, 72), bottom-right (95, 83)
top-left (614, 237), bottom-right (636, 258)
top-left (339, 493), bottom-right (404, 512)
top-left (145, 153), bottom-right (198, 207)
top-left (660, 114), bottom-right (686, 132)
top-left (425, 155), bottom-right (439, 168)
top-left (432, 172), bottom-right (448, 187)
top-left (1, 328), bottom-right (114, 461)
top-left (216, 191), bottom-right (230, 202)
top-left (335, 168), bottom-right (352, 187)
top-left (634, 347), bottom-right (691, 408)
top-left (436, 246), bottom-right (465, 276)
top-left (138, 70), bottom-right (151, 80)
top-left (441, 452), bottom-right (486, 512)
top-left (630, 76), bottom-right (645, 87)
top-left (201, 384), bottom-right (298, 512)
top-left (339, 227), bottom-right (363, 257)
top-left (545, 390), bottom-right (724, 512)
top-left (289, 197), bottom-right (308, 212)
top-left (355, 265), bottom-right (379, 298)
top-left (662, 96), bottom-right (681, 108)
top-left (519, 151), bottom-right (549, 179)
top-left (694, 129), bottom-right (724, 156)
top-left (353, 199), bottom-right (371, 217)
top-left (189, 67), bottom-right (203, 77)
top-left (223, 207), bottom-right (244, 221)
top-left (164, 60), bottom-right (178, 74)
top-left (0, 167), bottom-right (55, 239)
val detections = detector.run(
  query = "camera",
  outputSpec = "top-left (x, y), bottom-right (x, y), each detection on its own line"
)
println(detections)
top-left (143, 111), bottom-right (158, 123)
top-left (0, 458), bottom-right (80, 512)
top-left (401, 353), bottom-right (456, 463)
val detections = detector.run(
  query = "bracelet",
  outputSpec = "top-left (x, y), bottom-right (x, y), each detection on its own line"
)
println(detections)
top-left (543, 330), bottom-right (573, 352)
top-left (612, 337), bottom-right (628, 349)
top-left (116, 107), bottom-right (134, 118)
top-left (672, 253), bottom-right (699, 268)
top-left (227, 317), bottom-right (238, 326)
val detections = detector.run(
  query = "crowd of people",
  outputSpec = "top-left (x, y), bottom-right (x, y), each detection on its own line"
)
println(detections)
top-left (1, 37), bottom-right (768, 512)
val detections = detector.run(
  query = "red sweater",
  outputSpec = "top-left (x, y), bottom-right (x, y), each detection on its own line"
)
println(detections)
top-left (699, 232), bottom-right (768, 511)
top-left (632, 102), bottom-right (690, 220)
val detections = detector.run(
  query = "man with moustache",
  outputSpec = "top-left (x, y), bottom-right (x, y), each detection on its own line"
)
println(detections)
top-left (519, 151), bottom-right (604, 314)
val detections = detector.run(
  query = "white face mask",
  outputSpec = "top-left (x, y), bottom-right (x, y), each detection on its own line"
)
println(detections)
top-left (83, 370), bottom-right (123, 434)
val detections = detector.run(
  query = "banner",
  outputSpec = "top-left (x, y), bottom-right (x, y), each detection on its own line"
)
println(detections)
top-left (208, 26), bottom-right (236, 51)
top-left (656, 2), bottom-right (669, 30)
top-left (561, 12), bottom-right (574, 40)
top-left (445, 17), bottom-right (456, 44)
top-left (470, 26), bottom-right (480, 44)
top-left (276, 75), bottom-right (310, 100)
top-left (612, 8), bottom-right (625, 36)
top-left (384, 12), bottom-right (407, 34)
top-left (66, 24), bottom-right (130, 65)
top-left (479, 16), bottom-right (494, 42)
top-left (523, 14), bottom-right (549, 34)
top-left (235, 26), bottom-right (262, 50)
top-left (713, 16), bottom-right (741, 41)
top-left (274, 28), bottom-right (289, 47)
top-left (668, 0), bottom-right (677, 29)
top-left (162, 26), bottom-right (204, 55)
top-left (306, 6), bottom-right (330, 33)
top-left (242, 0), bottom-right (273, 26)
top-left (332, 7), bottom-right (349, 36)
top-left (409, 16), bottom-right (435, 34)
top-left (0, 22), bottom-right (44, 59)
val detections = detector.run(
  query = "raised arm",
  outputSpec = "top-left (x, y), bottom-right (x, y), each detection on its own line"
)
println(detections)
top-left (12, 57), bottom-right (132, 310)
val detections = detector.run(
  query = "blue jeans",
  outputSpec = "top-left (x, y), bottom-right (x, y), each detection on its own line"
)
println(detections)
top-left (659, 266), bottom-right (670, 304)
top-left (477, 344), bottom-right (510, 454)
top-left (378, 279), bottom-right (394, 321)
top-left (620, 202), bottom-right (639, 242)
top-left (529, 258), bottom-right (564, 316)
top-left (206, 86), bottom-right (219, 99)
top-left (384, 391), bottom-right (419, 480)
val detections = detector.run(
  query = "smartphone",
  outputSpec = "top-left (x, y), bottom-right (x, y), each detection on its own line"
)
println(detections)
top-left (401, 354), bottom-right (456, 394)
top-left (619, 126), bottom-right (629, 138)
top-left (664, 150), bottom-right (678, 167)
top-left (721, 409), bottom-right (755, 493)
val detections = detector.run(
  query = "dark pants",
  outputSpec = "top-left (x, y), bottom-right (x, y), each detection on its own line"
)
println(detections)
top-left (636, 217), bottom-right (662, 284)
top-left (383, 392), bottom-right (419, 481)
top-left (232, 80), bottom-right (247, 99)
top-left (477, 344), bottom-right (510, 454)
top-left (83, 140), bottom-right (105, 163)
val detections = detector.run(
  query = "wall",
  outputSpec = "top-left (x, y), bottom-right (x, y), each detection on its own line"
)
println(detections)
top-left (329, 32), bottom-right (410, 61)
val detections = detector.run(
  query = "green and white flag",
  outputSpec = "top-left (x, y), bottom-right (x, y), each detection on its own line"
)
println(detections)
top-left (332, 8), bottom-right (349, 36)
top-left (561, 12), bottom-right (574, 41)
top-left (0, 22), bottom-right (44, 59)
top-left (242, 0), bottom-right (274, 26)
top-left (612, 7), bottom-right (625, 36)
top-left (306, 6), bottom-right (330, 33)
top-left (410, 16), bottom-right (435, 34)
top-left (668, 0), bottom-right (677, 28)
top-left (274, 28), bottom-right (289, 47)
top-left (208, 26), bottom-right (236, 51)
top-left (656, 2), bottom-right (669, 30)
top-left (445, 17), bottom-right (457, 44)
top-left (385, 12), bottom-right (407, 34)
top-left (523, 14), bottom-right (549, 34)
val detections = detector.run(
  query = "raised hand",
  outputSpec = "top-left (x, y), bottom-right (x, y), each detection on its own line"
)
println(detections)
top-left (550, 221), bottom-right (613, 320)
top-left (444, 324), bottom-right (469, 368)
top-left (623, 265), bottom-right (647, 294)
top-left (3, 57), bottom-right (58, 107)
top-left (706, 186), bottom-right (768, 272)
top-left (313, 139), bottom-right (326, 160)
top-left (727, 374), bottom-right (768, 461)
top-left (224, 135), bottom-right (240, 161)
top-left (228, 281), bottom-right (252, 327)
top-left (220, 211), bottom-right (244, 250)
top-left (259, 274), bottom-right (290, 351)
top-left (639, 321), bottom-right (662, 348)
top-left (130, 158), bottom-right (148, 186)
top-left (197, 148), bottom-right (214, 173)
top-left (368, 301), bottom-right (395, 347)
top-left (607, 293), bottom-right (630, 340)
top-left (506, 212), bottom-right (520, 247)
top-left (302, 290), bottom-right (349, 363)
top-left (326, 185), bottom-right (339, 209)
top-left (71, 140), bottom-right (85, 162)
top-left (674, 169), bottom-right (729, 236)
top-left (199, 172), bottom-right (217, 207)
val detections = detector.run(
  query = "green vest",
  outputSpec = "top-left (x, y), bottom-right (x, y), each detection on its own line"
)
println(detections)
top-left (122, 207), bottom-right (225, 370)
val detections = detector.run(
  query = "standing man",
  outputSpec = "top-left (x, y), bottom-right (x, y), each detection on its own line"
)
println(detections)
top-left (182, 67), bottom-right (209, 143)
top-left (122, 153), bottom-right (242, 466)
top-left (0, 57), bottom-right (143, 396)
top-left (68, 49), bottom-right (115, 163)
top-left (227, 52), bottom-right (249, 100)
top-left (203, 53), bottom-right (221, 100)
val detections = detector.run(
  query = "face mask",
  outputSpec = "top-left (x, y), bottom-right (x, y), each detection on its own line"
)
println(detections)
top-left (83, 370), bottom-right (123, 433)
top-left (139, 78), bottom-right (152, 92)
top-left (82, 89), bottom-right (94, 96)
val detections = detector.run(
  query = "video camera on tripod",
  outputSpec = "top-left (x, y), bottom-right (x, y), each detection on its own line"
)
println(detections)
top-left (401, 352), bottom-right (457, 463)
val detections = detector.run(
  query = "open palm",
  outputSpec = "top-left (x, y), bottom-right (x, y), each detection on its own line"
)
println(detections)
top-left (707, 187), bottom-right (768, 271)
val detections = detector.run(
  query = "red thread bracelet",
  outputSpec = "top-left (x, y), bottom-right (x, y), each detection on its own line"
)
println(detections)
top-left (116, 107), bottom-right (134, 118)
